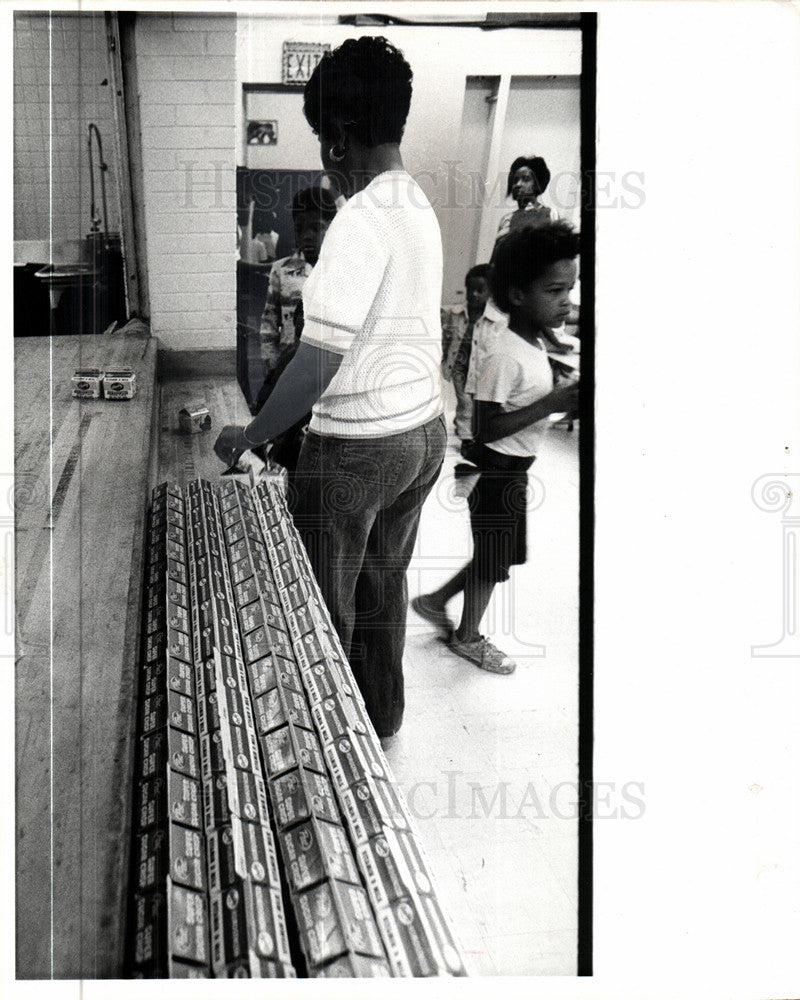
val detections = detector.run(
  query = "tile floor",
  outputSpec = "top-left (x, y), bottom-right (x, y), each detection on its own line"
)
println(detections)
top-left (385, 387), bottom-right (580, 975)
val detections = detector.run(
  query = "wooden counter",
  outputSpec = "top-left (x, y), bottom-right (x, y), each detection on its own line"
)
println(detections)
top-left (14, 331), bottom-right (250, 978)
top-left (152, 371), bottom-right (254, 487)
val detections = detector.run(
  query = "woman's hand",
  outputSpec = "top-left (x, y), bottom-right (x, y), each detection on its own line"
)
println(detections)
top-left (214, 424), bottom-right (250, 466)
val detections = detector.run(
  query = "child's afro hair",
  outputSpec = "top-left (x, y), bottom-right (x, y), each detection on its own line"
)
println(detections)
top-left (491, 221), bottom-right (580, 313)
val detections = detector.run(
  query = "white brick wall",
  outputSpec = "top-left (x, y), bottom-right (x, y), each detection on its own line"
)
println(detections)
top-left (135, 13), bottom-right (236, 352)
top-left (13, 13), bottom-right (121, 244)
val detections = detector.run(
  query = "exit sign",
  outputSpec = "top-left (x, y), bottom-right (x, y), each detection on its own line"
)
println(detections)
top-left (282, 42), bottom-right (330, 86)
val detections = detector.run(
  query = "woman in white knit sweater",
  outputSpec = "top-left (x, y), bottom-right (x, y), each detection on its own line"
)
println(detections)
top-left (215, 36), bottom-right (446, 739)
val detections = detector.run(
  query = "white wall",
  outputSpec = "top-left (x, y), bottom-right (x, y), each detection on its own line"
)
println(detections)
top-left (135, 13), bottom-right (237, 352)
top-left (496, 76), bottom-right (582, 229)
top-left (237, 16), bottom-right (581, 302)
top-left (14, 13), bottom-right (121, 245)
top-left (243, 89), bottom-right (320, 170)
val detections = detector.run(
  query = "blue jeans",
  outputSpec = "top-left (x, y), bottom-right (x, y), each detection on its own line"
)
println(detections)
top-left (288, 415), bottom-right (447, 737)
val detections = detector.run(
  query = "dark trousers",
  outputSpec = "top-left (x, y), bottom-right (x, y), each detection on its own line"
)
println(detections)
top-left (289, 414), bottom-right (447, 737)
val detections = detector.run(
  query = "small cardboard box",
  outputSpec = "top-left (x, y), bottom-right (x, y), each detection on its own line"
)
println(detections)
top-left (234, 576), bottom-right (260, 607)
top-left (139, 727), bottom-right (199, 782)
top-left (357, 828), bottom-right (432, 910)
top-left (254, 685), bottom-right (312, 737)
top-left (375, 893), bottom-right (466, 977)
top-left (136, 770), bottom-right (202, 829)
top-left (200, 729), bottom-right (226, 782)
top-left (231, 557), bottom-right (255, 587)
top-left (210, 880), bottom-right (291, 972)
top-left (311, 693), bottom-right (363, 746)
top-left (141, 657), bottom-right (193, 700)
top-left (178, 401), bottom-right (211, 434)
top-left (246, 656), bottom-right (279, 699)
top-left (71, 368), bottom-right (104, 399)
top-left (273, 654), bottom-right (304, 696)
top-left (168, 879), bottom-right (210, 965)
top-left (239, 600), bottom-right (265, 636)
top-left (339, 776), bottom-right (394, 845)
top-left (280, 818), bottom-right (360, 892)
top-left (295, 879), bottom-right (385, 966)
top-left (207, 816), bottom-right (281, 893)
top-left (136, 822), bottom-right (206, 892)
top-left (140, 690), bottom-right (196, 737)
top-left (103, 368), bottom-right (137, 399)
top-left (261, 723), bottom-right (325, 779)
top-left (286, 598), bottom-right (315, 640)
top-left (302, 662), bottom-right (353, 706)
top-left (324, 732), bottom-right (385, 791)
top-left (269, 766), bottom-right (339, 830)
top-left (202, 768), bottom-right (270, 829)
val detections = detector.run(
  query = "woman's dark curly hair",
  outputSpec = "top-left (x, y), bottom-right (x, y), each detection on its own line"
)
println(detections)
top-left (506, 155), bottom-right (551, 198)
top-left (491, 221), bottom-right (580, 314)
top-left (303, 36), bottom-right (413, 147)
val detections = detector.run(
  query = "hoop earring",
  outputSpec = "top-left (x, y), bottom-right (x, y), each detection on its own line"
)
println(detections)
top-left (329, 144), bottom-right (346, 163)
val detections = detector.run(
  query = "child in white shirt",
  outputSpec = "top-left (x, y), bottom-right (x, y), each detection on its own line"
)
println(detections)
top-left (413, 221), bottom-right (581, 673)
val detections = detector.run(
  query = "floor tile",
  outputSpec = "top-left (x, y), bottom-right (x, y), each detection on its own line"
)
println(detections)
top-left (481, 929), bottom-right (578, 976)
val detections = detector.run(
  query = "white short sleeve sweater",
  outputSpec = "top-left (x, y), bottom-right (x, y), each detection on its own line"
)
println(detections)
top-left (300, 171), bottom-right (444, 438)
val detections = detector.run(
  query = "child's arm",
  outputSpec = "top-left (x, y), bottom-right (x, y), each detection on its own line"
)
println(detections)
top-left (473, 382), bottom-right (580, 444)
top-left (439, 309), bottom-right (458, 381)
top-left (441, 308), bottom-right (459, 352)
top-left (439, 308), bottom-right (449, 357)
top-left (261, 267), bottom-right (282, 343)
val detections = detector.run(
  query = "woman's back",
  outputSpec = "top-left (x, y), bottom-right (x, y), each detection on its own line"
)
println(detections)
top-left (301, 170), bottom-right (444, 437)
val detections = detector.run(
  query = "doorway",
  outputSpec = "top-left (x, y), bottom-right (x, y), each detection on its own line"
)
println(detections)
top-left (443, 73), bottom-right (581, 303)
top-left (236, 84), bottom-right (328, 406)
